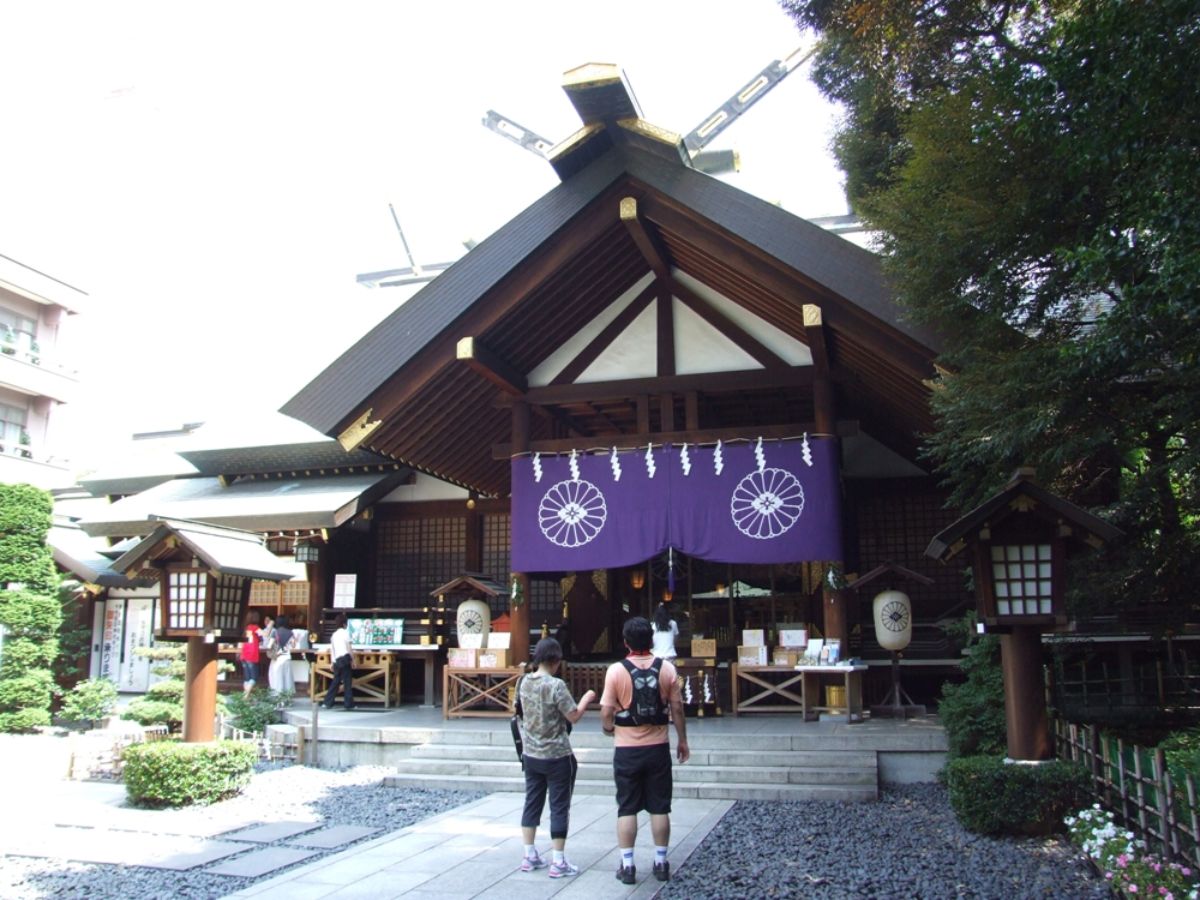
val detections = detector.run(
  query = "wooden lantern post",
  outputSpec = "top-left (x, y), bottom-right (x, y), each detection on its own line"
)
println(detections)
top-left (926, 469), bottom-right (1121, 761)
top-left (113, 518), bottom-right (298, 743)
top-left (509, 401), bottom-right (532, 665)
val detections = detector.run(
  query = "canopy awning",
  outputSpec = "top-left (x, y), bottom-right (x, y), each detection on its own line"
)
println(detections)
top-left (111, 518), bottom-right (298, 581)
top-left (48, 524), bottom-right (154, 588)
top-left (79, 470), bottom-right (409, 537)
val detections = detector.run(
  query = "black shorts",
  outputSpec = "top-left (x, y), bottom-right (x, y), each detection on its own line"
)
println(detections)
top-left (613, 743), bottom-right (673, 816)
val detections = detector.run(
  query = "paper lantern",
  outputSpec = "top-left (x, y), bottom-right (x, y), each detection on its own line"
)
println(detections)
top-left (872, 590), bottom-right (912, 652)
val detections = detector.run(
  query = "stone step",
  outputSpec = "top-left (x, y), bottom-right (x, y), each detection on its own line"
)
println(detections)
top-left (383, 772), bottom-right (877, 802)
top-left (409, 742), bottom-right (876, 769)
top-left (394, 756), bottom-right (876, 786)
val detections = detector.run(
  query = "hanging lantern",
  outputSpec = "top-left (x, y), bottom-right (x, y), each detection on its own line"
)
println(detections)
top-left (630, 569), bottom-right (645, 590)
top-left (294, 540), bottom-right (320, 563)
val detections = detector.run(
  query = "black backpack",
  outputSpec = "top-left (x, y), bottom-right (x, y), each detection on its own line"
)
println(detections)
top-left (614, 658), bottom-right (669, 727)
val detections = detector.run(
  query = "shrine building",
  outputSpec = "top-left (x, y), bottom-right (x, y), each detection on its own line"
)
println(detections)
top-left (279, 64), bottom-right (965, 704)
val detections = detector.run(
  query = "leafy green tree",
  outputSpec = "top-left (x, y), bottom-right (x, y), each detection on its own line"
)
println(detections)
top-left (0, 484), bottom-right (62, 731)
top-left (783, 0), bottom-right (1200, 620)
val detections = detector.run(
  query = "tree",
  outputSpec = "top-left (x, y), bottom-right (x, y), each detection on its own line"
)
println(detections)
top-left (0, 484), bottom-right (62, 730)
top-left (783, 0), bottom-right (1200, 620)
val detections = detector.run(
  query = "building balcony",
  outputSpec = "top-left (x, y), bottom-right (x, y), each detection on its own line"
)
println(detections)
top-left (0, 342), bottom-right (78, 403)
top-left (0, 445), bottom-right (72, 490)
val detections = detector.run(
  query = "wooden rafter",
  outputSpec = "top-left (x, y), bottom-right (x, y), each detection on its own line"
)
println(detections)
top-left (672, 278), bottom-right (790, 371)
top-left (657, 283), bottom-right (675, 376)
top-left (550, 279), bottom-right (658, 385)
top-left (620, 196), bottom-right (670, 281)
top-left (516, 366), bottom-right (817, 406)
top-left (456, 337), bottom-right (527, 396)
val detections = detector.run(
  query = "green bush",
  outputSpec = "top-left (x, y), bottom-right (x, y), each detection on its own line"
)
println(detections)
top-left (0, 670), bottom-right (54, 710)
top-left (944, 755), bottom-right (1089, 835)
top-left (0, 707), bottom-right (50, 732)
top-left (0, 484), bottom-right (57, 593)
top-left (121, 699), bottom-right (181, 729)
top-left (223, 687), bottom-right (291, 734)
top-left (937, 615), bottom-right (1006, 758)
top-left (123, 739), bottom-right (257, 807)
top-left (60, 678), bottom-right (118, 727)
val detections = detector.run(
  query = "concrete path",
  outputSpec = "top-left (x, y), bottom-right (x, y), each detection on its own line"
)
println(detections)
top-left (221, 793), bottom-right (731, 900)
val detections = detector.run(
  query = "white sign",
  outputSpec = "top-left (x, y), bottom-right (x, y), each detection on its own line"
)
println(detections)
top-left (487, 631), bottom-right (511, 650)
top-left (332, 574), bottom-right (357, 609)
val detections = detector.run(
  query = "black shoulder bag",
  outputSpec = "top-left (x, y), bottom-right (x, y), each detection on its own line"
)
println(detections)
top-left (510, 675), bottom-right (525, 769)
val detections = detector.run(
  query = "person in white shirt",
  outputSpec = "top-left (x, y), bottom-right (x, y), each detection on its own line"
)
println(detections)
top-left (651, 603), bottom-right (679, 660)
top-left (323, 614), bottom-right (355, 710)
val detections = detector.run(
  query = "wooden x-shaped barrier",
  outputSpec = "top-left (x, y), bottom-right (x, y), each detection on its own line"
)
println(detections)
top-left (309, 651), bottom-right (401, 707)
top-left (731, 664), bottom-right (807, 715)
top-left (443, 667), bottom-right (523, 718)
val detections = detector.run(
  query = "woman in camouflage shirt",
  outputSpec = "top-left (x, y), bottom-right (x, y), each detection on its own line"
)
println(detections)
top-left (516, 638), bottom-right (596, 878)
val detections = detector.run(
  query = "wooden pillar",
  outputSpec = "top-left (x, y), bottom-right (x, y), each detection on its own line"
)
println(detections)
top-left (510, 401), bottom-right (531, 666)
top-left (1001, 626), bottom-right (1052, 760)
top-left (805, 303), bottom-right (846, 649)
top-left (183, 637), bottom-right (218, 743)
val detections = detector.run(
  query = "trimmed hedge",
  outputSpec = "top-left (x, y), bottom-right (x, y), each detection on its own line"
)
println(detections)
top-left (123, 740), bottom-right (257, 807)
top-left (0, 484), bottom-right (57, 593)
top-left (944, 755), bottom-right (1090, 835)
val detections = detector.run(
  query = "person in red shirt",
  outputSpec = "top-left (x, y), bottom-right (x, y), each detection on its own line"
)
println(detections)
top-left (240, 614), bottom-right (262, 696)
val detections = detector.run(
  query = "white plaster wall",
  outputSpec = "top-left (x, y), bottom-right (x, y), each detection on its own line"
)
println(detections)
top-left (379, 471), bottom-right (470, 503)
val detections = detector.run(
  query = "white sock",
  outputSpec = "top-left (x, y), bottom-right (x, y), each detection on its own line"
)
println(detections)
top-left (553, 849), bottom-right (565, 864)
top-left (524, 844), bottom-right (537, 859)
top-left (655, 845), bottom-right (668, 864)
top-left (621, 848), bottom-right (635, 869)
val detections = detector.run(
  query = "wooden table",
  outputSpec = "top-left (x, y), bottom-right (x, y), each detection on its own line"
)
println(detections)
top-left (731, 664), bottom-right (807, 715)
top-left (309, 651), bottom-right (401, 707)
top-left (797, 665), bottom-right (868, 723)
top-left (443, 666), bottom-right (523, 718)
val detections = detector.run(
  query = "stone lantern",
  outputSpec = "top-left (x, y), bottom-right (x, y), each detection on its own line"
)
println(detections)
top-left (113, 517), bottom-right (296, 742)
top-left (926, 469), bottom-right (1121, 760)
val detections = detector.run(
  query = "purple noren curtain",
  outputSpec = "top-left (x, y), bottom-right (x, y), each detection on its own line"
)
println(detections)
top-left (511, 438), bottom-right (841, 572)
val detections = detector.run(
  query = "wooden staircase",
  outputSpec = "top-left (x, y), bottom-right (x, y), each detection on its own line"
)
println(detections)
top-left (382, 727), bottom-right (879, 802)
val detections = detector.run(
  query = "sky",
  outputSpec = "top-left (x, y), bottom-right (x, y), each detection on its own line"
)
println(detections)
top-left (0, 0), bottom-right (849, 475)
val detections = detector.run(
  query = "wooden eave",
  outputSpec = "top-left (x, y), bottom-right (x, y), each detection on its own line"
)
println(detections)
top-left (283, 146), bottom-right (942, 496)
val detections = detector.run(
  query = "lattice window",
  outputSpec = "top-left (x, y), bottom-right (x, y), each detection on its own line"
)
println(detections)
top-left (249, 580), bottom-right (278, 606)
top-left (212, 575), bottom-right (245, 631)
top-left (375, 517), bottom-right (466, 608)
top-left (168, 570), bottom-right (207, 630)
top-left (483, 511), bottom-right (559, 621)
top-left (281, 580), bottom-right (309, 606)
top-left (991, 544), bottom-right (1053, 615)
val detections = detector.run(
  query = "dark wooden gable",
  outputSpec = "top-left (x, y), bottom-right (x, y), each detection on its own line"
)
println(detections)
top-left (283, 144), bottom-right (943, 497)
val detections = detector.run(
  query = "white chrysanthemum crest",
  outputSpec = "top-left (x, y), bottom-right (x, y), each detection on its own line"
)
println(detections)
top-left (714, 440), bottom-right (724, 475)
top-left (801, 432), bottom-right (813, 467)
top-left (610, 447), bottom-right (621, 482)
top-left (681, 443), bottom-right (692, 476)
top-left (645, 443), bottom-right (656, 479)
top-left (568, 448), bottom-right (580, 483)
top-left (754, 436), bottom-right (765, 473)
top-left (533, 452), bottom-right (543, 483)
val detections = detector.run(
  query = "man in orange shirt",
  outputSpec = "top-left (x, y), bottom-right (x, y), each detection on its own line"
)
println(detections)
top-left (600, 616), bottom-right (689, 885)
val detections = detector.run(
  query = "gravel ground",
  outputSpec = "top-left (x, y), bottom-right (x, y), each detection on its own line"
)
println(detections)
top-left (0, 762), bottom-right (485, 900)
top-left (661, 784), bottom-right (1110, 900)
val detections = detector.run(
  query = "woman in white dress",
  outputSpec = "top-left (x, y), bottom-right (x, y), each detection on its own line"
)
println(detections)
top-left (651, 603), bottom-right (678, 660)
top-left (267, 614), bottom-right (296, 694)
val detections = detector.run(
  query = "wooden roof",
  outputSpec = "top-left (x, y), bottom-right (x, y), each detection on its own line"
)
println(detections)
top-left (283, 138), bottom-right (943, 497)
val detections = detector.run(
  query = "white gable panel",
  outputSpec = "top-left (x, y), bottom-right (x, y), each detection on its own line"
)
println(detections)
top-left (674, 298), bottom-right (762, 374)
top-left (577, 301), bottom-right (658, 382)
top-left (673, 270), bottom-right (813, 366)
top-left (527, 271), bottom-right (655, 387)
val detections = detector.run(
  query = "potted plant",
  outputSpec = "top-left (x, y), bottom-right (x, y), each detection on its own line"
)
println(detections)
top-left (0, 325), bottom-right (15, 355)
top-left (18, 430), bottom-right (31, 459)
top-left (28, 340), bottom-right (39, 365)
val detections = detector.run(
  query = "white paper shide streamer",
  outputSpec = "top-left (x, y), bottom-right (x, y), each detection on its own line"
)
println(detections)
top-left (681, 442), bottom-right (692, 476)
top-left (569, 448), bottom-right (580, 483)
top-left (532, 452), bottom-right (543, 483)
top-left (755, 436), bottom-right (765, 473)
top-left (645, 443), bottom-right (656, 479)
top-left (714, 440), bottom-right (724, 475)
top-left (610, 447), bottom-right (622, 482)
top-left (802, 432), bottom-right (813, 467)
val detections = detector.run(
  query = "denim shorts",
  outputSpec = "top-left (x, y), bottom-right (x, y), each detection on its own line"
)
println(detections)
top-left (242, 661), bottom-right (260, 683)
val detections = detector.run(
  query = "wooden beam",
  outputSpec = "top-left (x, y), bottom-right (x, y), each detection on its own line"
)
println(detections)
top-left (659, 392), bottom-right (675, 432)
top-left (550, 279), bottom-right (658, 385)
top-left (620, 196), bottom-right (670, 281)
top-left (804, 304), bottom-right (836, 435)
top-left (672, 278), bottom-right (790, 371)
top-left (517, 366), bottom-right (817, 406)
top-left (685, 391), bottom-right (699, 430)
top-left (657, 285), bottom-right (675, 376)
top-left (636, 395), bottom-right (650, 433)
top-left (492, 420), bottom-right (859, 458)
top-left (456, 336), bottom-right (527, 396)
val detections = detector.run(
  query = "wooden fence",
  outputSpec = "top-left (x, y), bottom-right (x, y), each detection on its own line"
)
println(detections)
top-left (1055, 718), bottom-right (1200, 867)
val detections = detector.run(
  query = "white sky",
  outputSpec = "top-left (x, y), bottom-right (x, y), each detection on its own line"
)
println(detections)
top-left (0, 0), bottom-right (848, 474)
